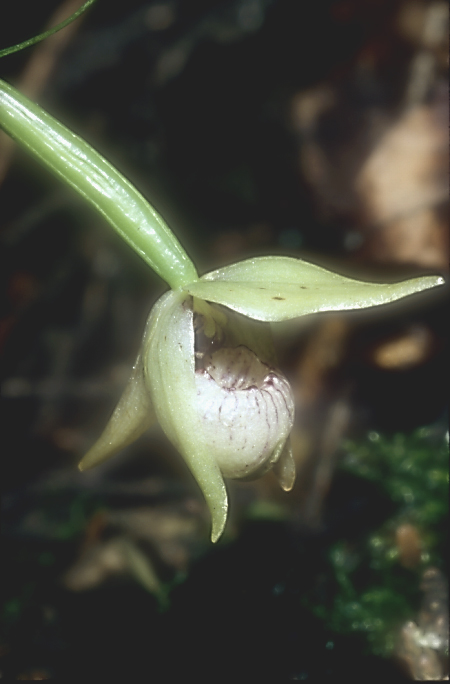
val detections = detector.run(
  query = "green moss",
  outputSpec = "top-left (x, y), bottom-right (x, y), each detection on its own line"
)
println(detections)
top-left (343, 427), bottom-right (448, 532)
top-left (309, 426), bottom-right (448, 658)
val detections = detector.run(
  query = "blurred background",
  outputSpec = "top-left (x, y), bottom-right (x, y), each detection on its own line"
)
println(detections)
top-left (0, 0), bottom-right (448, 679)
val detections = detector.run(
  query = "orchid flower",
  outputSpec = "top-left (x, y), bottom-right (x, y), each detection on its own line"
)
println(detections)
top-left (0, 78), bottom-right (444, 541)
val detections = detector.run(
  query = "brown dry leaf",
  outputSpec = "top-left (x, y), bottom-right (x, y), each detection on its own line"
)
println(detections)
top-left (107, 506), bottom-right (200, 569)
top-left (356, 101), bottom-right (449, 269)
top-left (294, 316), bottom-right (350, 405)
top-left (62, 504), bottom-right (202, 594)
top-left (16, 669), bottom-right (51, 680)
top-left (395, 523), bottom-right (423, 569)
top-left (63, 537), bottom-right (128, 591)
top-left (369, 324), bottom-right (435, 370)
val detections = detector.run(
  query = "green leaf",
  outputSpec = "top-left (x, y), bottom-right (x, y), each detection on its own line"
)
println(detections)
top-left (143, 290), bottom-right (228, 542)
top-left (0, 79), bottom-right (198, 289)
top-left (184, 256), bottom-right (444, 322)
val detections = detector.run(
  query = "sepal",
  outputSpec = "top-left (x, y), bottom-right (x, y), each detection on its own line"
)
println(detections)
top-left (184, 256), bottom-right (444, 322)
top-left (142, 290), bottom-right (228, 542)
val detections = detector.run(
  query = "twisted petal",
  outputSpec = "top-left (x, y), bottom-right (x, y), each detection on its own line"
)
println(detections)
top-left (183, 256), bottom-right (444, 322)
top-left (143, 290), bottom-right (228, 542)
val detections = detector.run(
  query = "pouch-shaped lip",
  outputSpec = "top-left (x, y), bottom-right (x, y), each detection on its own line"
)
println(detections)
top-left (194, 345), bottom-right (294, 480)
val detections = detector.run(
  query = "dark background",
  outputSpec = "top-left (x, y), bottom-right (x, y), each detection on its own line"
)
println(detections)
top-left (0, 0), bottom-right (448, 679)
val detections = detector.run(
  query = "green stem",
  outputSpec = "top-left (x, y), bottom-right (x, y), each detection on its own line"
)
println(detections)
top-left (0, 79), bottom-right (198, 289)
top-left (0, 0), bottom-right (98, 59)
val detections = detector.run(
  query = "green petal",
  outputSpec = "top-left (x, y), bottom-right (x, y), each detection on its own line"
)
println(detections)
top-left (184, 256), bottom-right (444, 322)
top-left (272, 439), bottom-right (296, 492)
top-left (78, 352), bottom-right (156, 471)
top-left (143, 290), bottom-right (228, 542)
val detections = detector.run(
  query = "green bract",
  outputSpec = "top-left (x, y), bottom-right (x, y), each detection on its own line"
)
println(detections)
top-left (0, 78), bottom-right (445, 541)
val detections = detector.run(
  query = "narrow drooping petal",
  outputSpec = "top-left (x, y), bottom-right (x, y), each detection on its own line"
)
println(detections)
top-left (78, 352), bottom-right (156, 471)
top-left (142, 290), bottom-right (228, 542)
top-left (183, 256), bottom-right (444, 322)
top-left (272, 440), bottom-right (296, 491)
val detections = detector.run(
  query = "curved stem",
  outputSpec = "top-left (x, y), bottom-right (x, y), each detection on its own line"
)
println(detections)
top-left (0, 79), bottom-right (198, 289)
top-left (0, 0), bottom-right (97, 58)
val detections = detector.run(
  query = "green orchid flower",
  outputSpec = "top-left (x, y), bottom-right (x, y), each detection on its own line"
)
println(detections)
top-left (77, 256), bottom-right (442, 541)
top-left (78, 288), bottom-right (296, 542)
top-left (0, 78), bottom-right (444, 541)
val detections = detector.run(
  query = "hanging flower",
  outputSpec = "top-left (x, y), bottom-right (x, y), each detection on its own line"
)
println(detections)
top-left (0, 79), bottom-right (444, 542)
top-left (78, 287), bottom-right (295, 542)
top-left (78, 256), bottom-right (444, 541)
